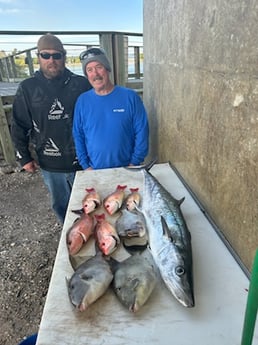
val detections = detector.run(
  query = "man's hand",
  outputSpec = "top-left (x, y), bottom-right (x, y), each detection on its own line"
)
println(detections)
top-left (23, 161), bottom-right (38, 173)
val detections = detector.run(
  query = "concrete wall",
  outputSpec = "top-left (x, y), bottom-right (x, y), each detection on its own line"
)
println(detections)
top-left (143, 0), bottom-right (258, 272)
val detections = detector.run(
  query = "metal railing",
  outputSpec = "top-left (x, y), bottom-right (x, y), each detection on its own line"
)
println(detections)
top-left (0, 31), bottom-right (143, 86)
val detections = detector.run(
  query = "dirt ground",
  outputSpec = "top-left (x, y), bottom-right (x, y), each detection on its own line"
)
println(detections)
top-left (0, 159), bottom-right (62, 345)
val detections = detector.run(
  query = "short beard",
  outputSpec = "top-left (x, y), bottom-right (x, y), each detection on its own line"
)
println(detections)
top-left (41, 63), bottom-right (65, 79)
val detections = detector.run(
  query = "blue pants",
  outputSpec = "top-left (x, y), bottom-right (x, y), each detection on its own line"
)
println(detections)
top-left (41, 169), bottom-right (76, 224)
top-left (18, 333), bottom-right (37, 345)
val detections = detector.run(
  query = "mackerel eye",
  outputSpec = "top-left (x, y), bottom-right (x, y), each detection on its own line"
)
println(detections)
top-left (175, 266), bottom-right (185, 276)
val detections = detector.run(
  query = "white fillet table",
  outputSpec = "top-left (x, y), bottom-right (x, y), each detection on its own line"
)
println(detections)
top-left (35, 163), bottom-right (258, 345)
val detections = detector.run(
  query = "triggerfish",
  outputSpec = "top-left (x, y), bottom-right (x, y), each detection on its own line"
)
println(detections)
top-left (67, 252), bottom-right (113, 311)
top-left (110, 249), bottom-right (157, 312)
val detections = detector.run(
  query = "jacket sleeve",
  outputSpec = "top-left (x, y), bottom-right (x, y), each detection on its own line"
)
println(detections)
top-left (11, 84), bottom-right (34, 167)
top-left (72, 98), bottom-right (90, 169)
top-left (130, 93), bottom-right (149, 165)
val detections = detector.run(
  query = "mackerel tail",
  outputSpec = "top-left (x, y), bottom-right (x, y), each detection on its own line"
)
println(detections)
top-left (127, 159), bottom-right (195, 308)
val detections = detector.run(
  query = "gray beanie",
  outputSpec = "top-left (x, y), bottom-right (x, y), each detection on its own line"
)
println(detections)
top-left (37, 33), bottom-right (66, 53)
top-left (80, 48), bottom-right (111, 76)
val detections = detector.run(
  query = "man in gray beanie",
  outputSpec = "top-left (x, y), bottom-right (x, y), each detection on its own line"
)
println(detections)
top-left (12, 34), bottom-right (91, 224)
top-left (80, 47), bottom-right (111, 76)
top-left (73, 47), bottom-right (149, 171)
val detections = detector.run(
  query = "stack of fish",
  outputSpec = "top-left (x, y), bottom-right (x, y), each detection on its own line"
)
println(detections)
top-left (66, 184), bottom-right (154, 312)
top-left (66, 161), bottom-right (195, 313)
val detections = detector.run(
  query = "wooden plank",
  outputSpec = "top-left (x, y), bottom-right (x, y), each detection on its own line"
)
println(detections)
top-left (0, 96), bottom-right (16, 165)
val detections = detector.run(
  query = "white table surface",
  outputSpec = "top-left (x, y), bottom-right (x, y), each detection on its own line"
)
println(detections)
top-left (35, 163), bottom-right (258, 345)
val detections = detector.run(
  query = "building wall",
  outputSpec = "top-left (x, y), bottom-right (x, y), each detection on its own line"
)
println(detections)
top-left (143, 0), bottom-right (258, 271)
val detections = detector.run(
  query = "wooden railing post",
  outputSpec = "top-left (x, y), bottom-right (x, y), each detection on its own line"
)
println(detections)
top-left (9, 56), bottom-right (17, 80)
top-left (100, 33), bottom-right (128, 86)
top-left (0, 58), bottom-right (9, 81)
top-left (134, 46), bottom-right (141, 79)
top-left (0, 96), bottom-right (16, 166)
top-left (25, 50), bottom-right (34, 76)
top-left (0, 60), bottom-right (3, 81)
top-left (99, 33), bottom-right (115, 84)
top-left (112, 33), bottom-right (127, 86)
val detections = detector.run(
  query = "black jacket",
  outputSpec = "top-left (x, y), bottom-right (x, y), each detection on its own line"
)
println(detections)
top-left (12, 68), bottom-right (91, 172)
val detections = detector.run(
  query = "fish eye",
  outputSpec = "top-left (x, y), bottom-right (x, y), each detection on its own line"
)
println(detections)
top-left (175, 266), bottom-right (185, 276)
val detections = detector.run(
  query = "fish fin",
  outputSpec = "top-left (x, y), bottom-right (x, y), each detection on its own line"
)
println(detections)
top-left (123, 158), bottom-right (157, 172)
top-left (177, 197), bottom-right (185, 206)
top-left (94, 213), bottom-right (106, 221)
top-left (107, 256), bottom-right (120, 272)
top-left (85, 187), bottom-right (95, 193)
top-left (134, 204), bottom-right (143, 213)
top-left (71, 208), bottom-right (84, 215)
top-left (79, 232), bottom-right (87, 242)
top-left (131, 278), bottom-right (140, 288)
top-left (65, 277), bottom-right (70, 287)
top-left (144, 158), bottom-right (157, 171)
top-left (129, 187), bottom-right (139, 193)
top-left (160, 216), bottom-right (174, 242)
top-left (111, 235), bottom-right (120, 246)
top-left (117, 185), bottom-right (127, 191)
top-left (93, 200), bottom-right (101, 207)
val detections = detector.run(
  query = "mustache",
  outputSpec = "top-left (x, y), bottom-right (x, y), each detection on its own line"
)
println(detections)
top-left (93, 76), bottom-right (103, 82)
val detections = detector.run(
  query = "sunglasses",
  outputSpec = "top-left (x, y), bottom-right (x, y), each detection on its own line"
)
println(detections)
top-left (38, 52), bottom-right (63, 60)
top-left (80, 48), bottom-right (104, 61)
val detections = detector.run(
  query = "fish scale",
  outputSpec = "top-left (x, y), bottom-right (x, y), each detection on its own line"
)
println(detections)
top-left (140, 167), bottom-right (195, 308)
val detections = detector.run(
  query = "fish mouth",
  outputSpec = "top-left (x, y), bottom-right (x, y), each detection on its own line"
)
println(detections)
top-left (129, 299), bottom-right (139, 313)
top-left (180, 296), bottom-right (195, 308)
top-left (174, 288), bottom-right (195, 308)
top-left (78, 302), bottom-right (87, 312)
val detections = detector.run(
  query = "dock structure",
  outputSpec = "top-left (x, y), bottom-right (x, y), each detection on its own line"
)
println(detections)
top-left (0, 82), bottom-right (19, 166)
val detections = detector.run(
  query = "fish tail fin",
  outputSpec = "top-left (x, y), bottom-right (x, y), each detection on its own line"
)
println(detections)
top-left (129, 187), bottom-right (139, 193)
top-left (177, 197), bottom-right (185, 206)
top-left (117, 185), bottom-right (127, 191)
top-left (144, 158), bottom-right (157, 171)
top-left (85, 187), bottom-right (95, 193)
top-left (124, 158), bottom-right (158, 172)
top-left (94, 213), bottom-right (106, 221)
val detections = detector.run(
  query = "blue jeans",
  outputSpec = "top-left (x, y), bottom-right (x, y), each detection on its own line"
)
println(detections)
top-left (41, 169), bottom-right (76, 224)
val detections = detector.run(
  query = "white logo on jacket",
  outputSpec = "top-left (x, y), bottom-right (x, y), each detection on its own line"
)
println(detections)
top-left (48, 99), bottom-right (68, 120)
top-left (43, 138), bottom-right (61, 157)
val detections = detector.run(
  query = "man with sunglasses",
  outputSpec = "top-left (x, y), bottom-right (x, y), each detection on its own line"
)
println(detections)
top-left (73, 48), bottom-right (149, 171)
top-left (11, 34), bottom-right (91, 224)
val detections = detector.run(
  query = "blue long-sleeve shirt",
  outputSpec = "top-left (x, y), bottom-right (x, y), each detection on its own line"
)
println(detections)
top-left (73, 86), bottom-right (149, 170)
